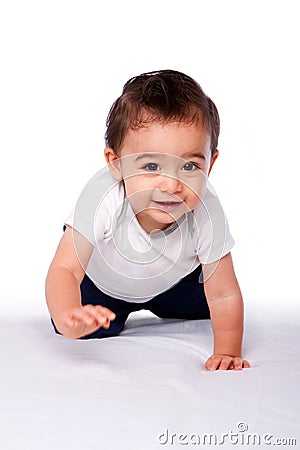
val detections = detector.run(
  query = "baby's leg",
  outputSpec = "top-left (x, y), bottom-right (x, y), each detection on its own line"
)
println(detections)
top-left (146, 265), bottom-right (210, 320)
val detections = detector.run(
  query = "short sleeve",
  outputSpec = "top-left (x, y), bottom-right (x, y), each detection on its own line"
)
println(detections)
top-left (63, 167), bottom-right (118, 245)
top-left (193, 185), bottom-right (235, 265)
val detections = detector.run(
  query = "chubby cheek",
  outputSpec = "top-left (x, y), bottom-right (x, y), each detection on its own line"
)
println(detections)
top-left (123, 178), bottom-right (153, 211)
top-left (123, 176), bottom-right (151, 197)
top-left (184, 192), bottom-right (201, 211)
top-left (182, 181), bottom-right (205, 209)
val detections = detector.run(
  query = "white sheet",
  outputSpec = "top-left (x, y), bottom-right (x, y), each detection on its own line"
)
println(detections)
top-left (1, 306), bottom-right (299, 450)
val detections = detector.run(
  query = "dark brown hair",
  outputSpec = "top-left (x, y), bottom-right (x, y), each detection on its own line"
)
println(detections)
top-left (105, 70), bottom-right (220, 156)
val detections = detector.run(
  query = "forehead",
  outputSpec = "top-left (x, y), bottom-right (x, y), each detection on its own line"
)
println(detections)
top-left (120, 121), bottom-right (211, 158)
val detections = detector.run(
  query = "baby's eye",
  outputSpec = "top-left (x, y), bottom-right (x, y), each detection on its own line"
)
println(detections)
top-left (182, 162), bottom-right (199, 171)
top-left (143, 163), bottom-right (159, 171)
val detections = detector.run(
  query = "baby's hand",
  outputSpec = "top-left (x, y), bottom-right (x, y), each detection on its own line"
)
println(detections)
top-left (205, 354), bottom-right (251, 371)
top-left (60, 304), bottom-right (116, 339)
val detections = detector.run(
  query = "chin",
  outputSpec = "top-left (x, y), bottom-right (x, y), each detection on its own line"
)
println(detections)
top-left (148, 211), bottom-right (181, 226)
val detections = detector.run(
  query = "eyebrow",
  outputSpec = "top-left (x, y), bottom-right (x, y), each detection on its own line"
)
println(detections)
top-left (134, 153), bottom-right (159, 161)
top-left (181, 151), bottom-right (206, 161)
top-left (134, 152), bottom-right (206, 162)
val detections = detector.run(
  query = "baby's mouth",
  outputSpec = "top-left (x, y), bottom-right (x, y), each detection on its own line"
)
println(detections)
top-left (152, 200), bottom-right (183, 211)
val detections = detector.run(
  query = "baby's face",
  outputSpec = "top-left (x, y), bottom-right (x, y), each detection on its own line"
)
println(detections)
top-left (106, 121), bottom-right (218, 233)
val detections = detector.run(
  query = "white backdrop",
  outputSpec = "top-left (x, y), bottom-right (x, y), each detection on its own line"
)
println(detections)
top-left (1, 0), bottom-right (299, 316)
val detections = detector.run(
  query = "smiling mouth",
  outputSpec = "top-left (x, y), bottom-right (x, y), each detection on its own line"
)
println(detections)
top-left (152, 200), bottom-right (183, 211)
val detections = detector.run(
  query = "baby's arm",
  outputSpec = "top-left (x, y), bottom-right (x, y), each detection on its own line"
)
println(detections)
top-left (45, 226), bottom-right (115, 339)
top-left (203, 253), bottom-right (250, 371)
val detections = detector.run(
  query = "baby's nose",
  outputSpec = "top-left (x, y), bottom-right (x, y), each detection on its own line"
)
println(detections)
top-left (159, 174), bottom-right (182, 193)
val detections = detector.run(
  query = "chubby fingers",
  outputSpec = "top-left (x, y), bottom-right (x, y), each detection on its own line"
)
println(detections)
top-left (205, 355), bottom-right (231, 371)
top-left (68, 304), bottom-right (116, 329)
top-left (205, 354), bottom-right (251, 371)
top-left (230, 357), bottom-right (251, 370)
top-left (241, 359), bottom-right (251, 369)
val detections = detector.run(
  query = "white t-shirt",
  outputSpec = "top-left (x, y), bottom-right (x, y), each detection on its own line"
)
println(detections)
top-left (65, 166), bottom-right (234, 302)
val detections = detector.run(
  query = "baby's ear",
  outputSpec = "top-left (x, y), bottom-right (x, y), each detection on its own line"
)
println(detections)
top-left (208, 149), bottom-right (219, 176)
top-left (104, 147), bottom-right (122, 180)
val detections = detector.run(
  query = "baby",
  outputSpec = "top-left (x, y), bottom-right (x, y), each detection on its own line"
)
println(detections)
top-left (46, 70), bottom-right (250, 371)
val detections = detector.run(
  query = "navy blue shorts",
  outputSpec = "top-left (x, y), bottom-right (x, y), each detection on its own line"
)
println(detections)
top-left (51, 264), bottom-right (210, 340)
